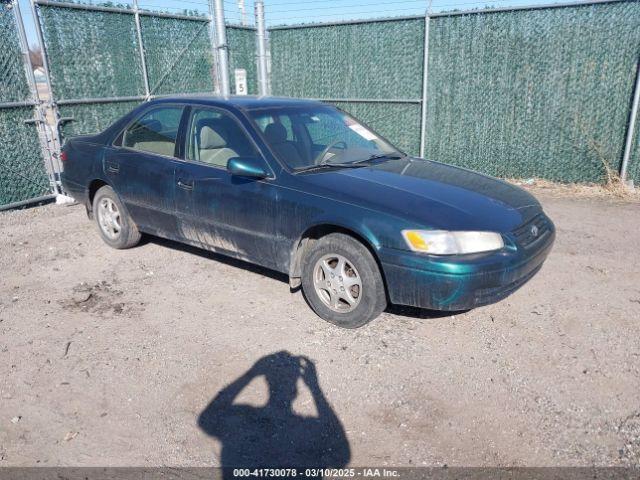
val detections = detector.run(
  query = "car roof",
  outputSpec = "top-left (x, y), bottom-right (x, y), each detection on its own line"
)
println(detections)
top-left (151, 95), bottom-right (325, 111)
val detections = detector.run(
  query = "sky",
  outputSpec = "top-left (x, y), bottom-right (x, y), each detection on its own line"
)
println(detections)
top-left (19, 0), bottom-right (572, 48)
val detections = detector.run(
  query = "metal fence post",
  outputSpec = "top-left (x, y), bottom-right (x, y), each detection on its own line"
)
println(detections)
top-left (255, 0), bottom-right (269, 96)
top-left (12, 0), bottom-right (60, 195)
top-left (212, 0), bottom-right (230, 96)
top-left (207, 9), bottom-right (221, 94)
top-left (26, 0), bottom-right (65, 192)
top-left (133, 0), bottom-right (151, 100)
top-left (418, 7), bottom-right (431, 159)
top-left (620, 61), bottom-right (640, 185)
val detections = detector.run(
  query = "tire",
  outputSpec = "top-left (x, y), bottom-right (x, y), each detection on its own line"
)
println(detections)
top-left (92, 185), bottom-right (141, 249)
top-left (301, 233), bottom-right (387, 328)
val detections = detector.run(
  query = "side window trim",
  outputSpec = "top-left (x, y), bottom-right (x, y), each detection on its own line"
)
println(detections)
top-left (176, 105), bottom-right (191, 160)
top-left (114, 103), bottom-right (186, 159)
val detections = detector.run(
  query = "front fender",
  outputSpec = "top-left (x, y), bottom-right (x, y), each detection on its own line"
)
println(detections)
top-left (285, 205), bottom-right (410, 285)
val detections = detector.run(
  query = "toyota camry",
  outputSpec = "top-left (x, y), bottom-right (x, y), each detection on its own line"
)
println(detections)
top-left (61, 96), bottom-right (555, 328)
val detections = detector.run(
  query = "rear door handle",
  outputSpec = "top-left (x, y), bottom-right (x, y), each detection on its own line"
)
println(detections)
top-left (106, 162), bottom-right (120, 173)
top-left (177, 179), bottom-right (194, 191)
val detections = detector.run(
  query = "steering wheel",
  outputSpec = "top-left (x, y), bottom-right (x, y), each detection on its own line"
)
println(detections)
top-left (316, 140), bottom-right (348, 165)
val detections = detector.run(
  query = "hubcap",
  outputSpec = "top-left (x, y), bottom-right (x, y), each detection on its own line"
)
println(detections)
top-left (97, 197), bottom-right (122, 240)
top-left (313, 253), bottom-right (362, 313)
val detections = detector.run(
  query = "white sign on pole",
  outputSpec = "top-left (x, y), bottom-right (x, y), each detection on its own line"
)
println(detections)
top-left (234, 68), bottom-right (247, 95)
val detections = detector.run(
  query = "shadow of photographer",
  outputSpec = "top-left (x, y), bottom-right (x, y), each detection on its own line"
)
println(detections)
top-left (198, 351), bottom-right (351, 470)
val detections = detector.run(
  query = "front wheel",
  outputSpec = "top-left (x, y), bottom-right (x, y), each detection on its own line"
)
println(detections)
top-left (301, 233), bottom-right (387, 328)
top-left (93, 185), bottom-right (141, 249)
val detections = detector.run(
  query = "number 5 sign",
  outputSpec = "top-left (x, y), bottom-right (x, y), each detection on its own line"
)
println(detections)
top-left (234, 68), bottom-right (247, 95)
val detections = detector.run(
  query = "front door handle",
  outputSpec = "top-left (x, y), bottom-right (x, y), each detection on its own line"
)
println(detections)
top-left (177, 179), bottom-right (194, 191)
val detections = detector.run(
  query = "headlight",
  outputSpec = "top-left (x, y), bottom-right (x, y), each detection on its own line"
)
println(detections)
top-left (402, 230), bottom-right (504, 255)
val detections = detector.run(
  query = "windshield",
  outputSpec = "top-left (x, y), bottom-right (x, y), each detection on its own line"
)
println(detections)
top-left (249, 105), bottom-right (403, 171)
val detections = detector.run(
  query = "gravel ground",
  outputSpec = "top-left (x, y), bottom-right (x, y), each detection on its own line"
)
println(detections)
top-left (0, 189), bottom-right (639, 467)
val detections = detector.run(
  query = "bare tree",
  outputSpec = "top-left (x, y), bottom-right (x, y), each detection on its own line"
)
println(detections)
top-left (29, 48), bottom-right (43, 69)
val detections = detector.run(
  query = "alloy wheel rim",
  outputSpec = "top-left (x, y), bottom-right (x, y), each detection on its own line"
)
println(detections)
top-left (313, 253), bottom-right (362, 313)
top-left (97, 197), bottom-right (122, 240)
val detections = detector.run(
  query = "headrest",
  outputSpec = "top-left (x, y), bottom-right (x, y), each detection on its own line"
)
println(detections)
top-left (198, 120), bottom-right (228, 149)
top-left (264, 122), bottom-right (287, 144)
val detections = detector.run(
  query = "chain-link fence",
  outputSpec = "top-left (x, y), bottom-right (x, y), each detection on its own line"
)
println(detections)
top-left (0, 2), bottom-right (52, 208)
top-left (268, 0), bottom-right (640, 185)
top-left (228, 25), bottom-right (258, 95)
top-left (35, 0), bottom-right (216, 140)
top-left (425, 1), bottom-right (640, 184)
top-left (3, 0), bottom-right (640, 211)
top-left (141, 14), bottom-right (214, 96)
top-left (270, 17), bottom-right (425, 154)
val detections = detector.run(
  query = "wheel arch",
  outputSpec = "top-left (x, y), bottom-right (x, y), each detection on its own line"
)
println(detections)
top-left (86, 179), bottom-right (111, 217)
top-left (288, 223), bottom-right (388, 297)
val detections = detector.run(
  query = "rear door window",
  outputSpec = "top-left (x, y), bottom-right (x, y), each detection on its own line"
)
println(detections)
top-left (122, 106), bottom-right (184, 157)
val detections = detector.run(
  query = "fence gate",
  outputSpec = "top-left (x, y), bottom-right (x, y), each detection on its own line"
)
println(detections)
top-left (32, 0), bottom-right (219, 144)
top-left (0, 1), bottom-right (57, 210)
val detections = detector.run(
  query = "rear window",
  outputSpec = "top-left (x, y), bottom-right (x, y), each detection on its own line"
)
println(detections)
top-left (122, 106), bottom-right (183, 157)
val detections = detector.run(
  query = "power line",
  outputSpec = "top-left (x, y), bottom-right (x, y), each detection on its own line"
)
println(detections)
top-left (264, 0), bottom-right (519, 8)
top-left (265, 0), bottom-right (532, 23)
top-left (266, 5), bottom-right (464, 22)
top-left (138, 3), bottom-right (208, 11)
top-left (265, 0), bottom-right (429, 14)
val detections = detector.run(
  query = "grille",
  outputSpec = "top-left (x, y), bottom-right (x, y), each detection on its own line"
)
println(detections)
top-left (512, 213), bottom-right (551, 248)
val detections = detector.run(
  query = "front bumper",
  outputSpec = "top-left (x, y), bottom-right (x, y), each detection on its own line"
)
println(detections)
top-left (379, 219), bottom-right (555, 311)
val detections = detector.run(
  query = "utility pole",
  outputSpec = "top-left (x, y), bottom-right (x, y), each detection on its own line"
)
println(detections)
top-left (238, 0), bottom-right (247, 26)
top-left (211, 0), bottom-right (230, 96)
top-left (255, 0), bottom-right (269, 96)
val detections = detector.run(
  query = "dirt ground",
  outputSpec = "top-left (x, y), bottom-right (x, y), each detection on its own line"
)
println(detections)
top-left (1, 188), bottom-right (639, 468)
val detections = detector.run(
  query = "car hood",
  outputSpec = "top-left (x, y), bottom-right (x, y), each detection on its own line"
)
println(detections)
top-left (299, 158), bottom-right (541, 232)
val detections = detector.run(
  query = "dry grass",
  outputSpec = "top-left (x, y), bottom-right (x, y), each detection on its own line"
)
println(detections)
top-left (507, 178), bottom-right (640, 202)
top-left (553, 115), bottom-right (640, 201)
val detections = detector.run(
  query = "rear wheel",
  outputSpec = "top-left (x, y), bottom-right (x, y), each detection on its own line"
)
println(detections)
top-left (93, 185), bottom-right (141, 249)
top-left (301, 233), bottom-right (387, 328)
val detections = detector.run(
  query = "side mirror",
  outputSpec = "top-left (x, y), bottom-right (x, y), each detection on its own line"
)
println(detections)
top-left (227, 156), bottom-right (269, 179)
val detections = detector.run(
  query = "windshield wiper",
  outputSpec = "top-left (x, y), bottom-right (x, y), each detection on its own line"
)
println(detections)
top-left (295, 162), bottom-right (369, 173)
top-left (349, 153), bottom-right (407, 165)
top-left (294, 153), bottom-right (406, 174)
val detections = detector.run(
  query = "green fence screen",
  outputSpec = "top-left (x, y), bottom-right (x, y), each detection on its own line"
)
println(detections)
top-left (38, 5), bottom-right (145, 100)
top-left (227, 26), bottom-right (258, 95)
top-left (270, 18), bottom-right (425, 155)
top-left (268, 2), bottom-right (640, 183)
top-left (425, 1), bottom-right (640, 183)
top-left (38, 3), bottom-right (216, 139)
top-left (23, 0), bottom-right (640, 187)
top-left (1, 5), bottom-right (31, 104)
top-left (0, 107), bottom-right (51, 206)
top-left (57, 101), bottom-right (142, 139)
top-left (332, 101), bottom-right (422, 155)
top-left (141, 15), bottom-right (214, 96)
top-left (0, 3), bottom-right (50, 206)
